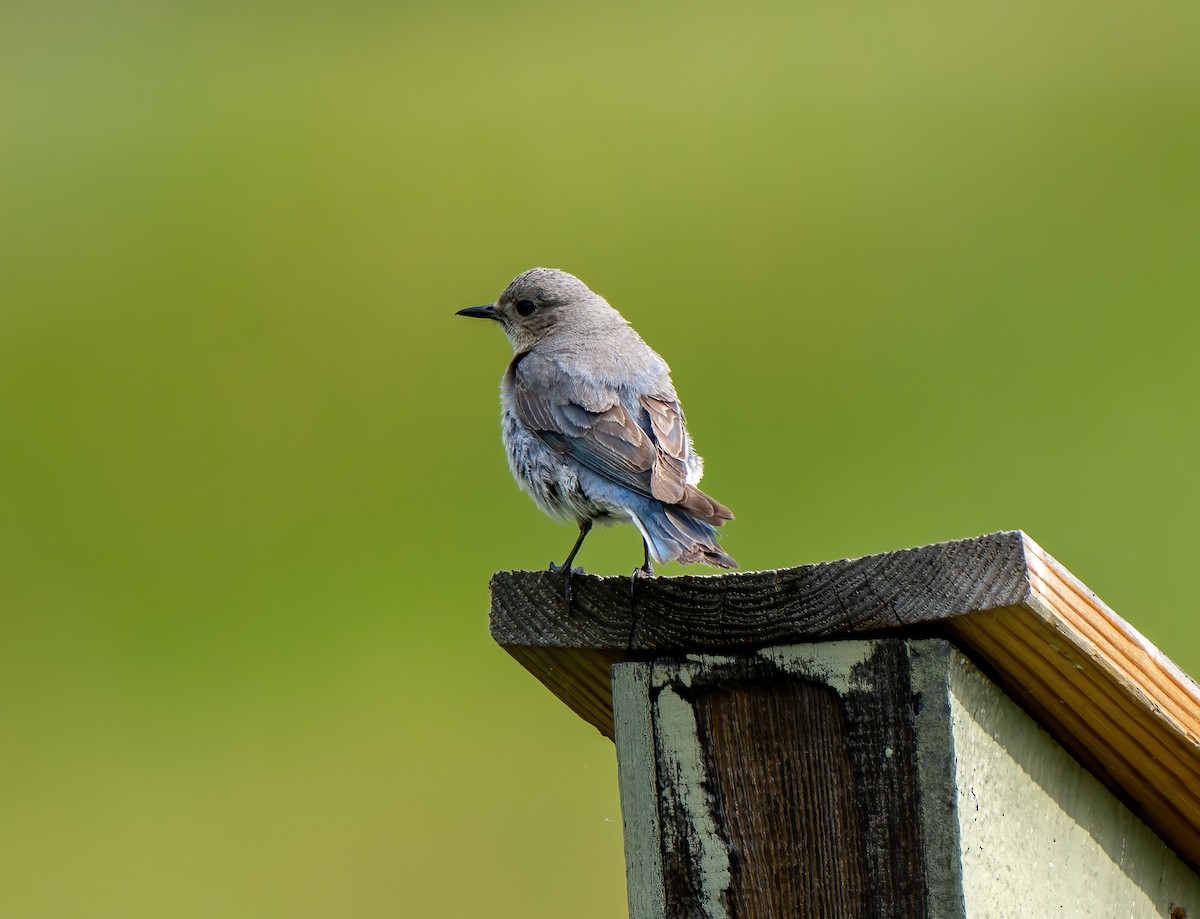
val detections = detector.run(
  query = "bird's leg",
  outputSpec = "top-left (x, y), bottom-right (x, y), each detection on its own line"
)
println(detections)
top-left (553, 518), bottom-right (592, 571)
top-left (550, 519), bottom-right (592, 601)
top-left (630, 539), bottom-right (655, 592)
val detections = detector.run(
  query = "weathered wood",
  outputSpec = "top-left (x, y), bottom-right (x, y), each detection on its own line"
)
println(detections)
top-left (614, 640), bottom-right (952, 919)
top-left (614, 665), bottom-right (666, 919)
top-left (614, 639), bottom-right (1200, 918)
top-left (490, 530), bottom-right (1200, 872)
top-left (490, 530), bottom-right (1032, 652)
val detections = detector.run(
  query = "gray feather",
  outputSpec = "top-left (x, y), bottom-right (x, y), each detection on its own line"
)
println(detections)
top-left (464, 267), bottom-right (736, 570)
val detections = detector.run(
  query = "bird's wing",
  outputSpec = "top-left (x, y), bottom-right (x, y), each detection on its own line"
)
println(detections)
top-left (512, 352), bottom-right (689, 504)
top-left (640, 394), bottom-right (691, 503)
top-left (641, 393), bottom-right (732, 524)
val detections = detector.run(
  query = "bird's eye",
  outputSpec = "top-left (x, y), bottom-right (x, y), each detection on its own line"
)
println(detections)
top-left (515, 299), bottom-right (537, 317)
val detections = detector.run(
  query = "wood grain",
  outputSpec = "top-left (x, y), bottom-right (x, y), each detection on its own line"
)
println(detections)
top-left (615, 642), bottom-right (933, 918)
top-left (946, 538), bottom-right (1200, 872)
top-left (490, 530), bottom-right (1200, 871)
top-left (490, 530), bottom-right (1032, 652)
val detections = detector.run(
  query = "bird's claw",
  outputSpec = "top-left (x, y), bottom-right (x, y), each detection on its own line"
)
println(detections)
top-left (630, 564), bottom-right (654, 594)
top-left (549, 562), bottom-right (586, 602)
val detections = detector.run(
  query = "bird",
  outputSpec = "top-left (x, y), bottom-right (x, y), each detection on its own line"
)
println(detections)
top-left (457, 268), bottom-right (735, 599)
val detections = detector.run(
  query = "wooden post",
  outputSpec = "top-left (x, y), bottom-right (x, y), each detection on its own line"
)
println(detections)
top-left (489, 531), bottom-right (1200, 917)
top-left (613, 640), bottom-right (960, 918)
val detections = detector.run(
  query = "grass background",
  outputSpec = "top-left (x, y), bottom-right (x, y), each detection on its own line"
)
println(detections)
top-left (3, 1), bottom-right (1199, 915)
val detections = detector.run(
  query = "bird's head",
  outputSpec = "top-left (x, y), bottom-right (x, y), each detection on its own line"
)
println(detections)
top-left (457, 268), bottom-right (623, 352)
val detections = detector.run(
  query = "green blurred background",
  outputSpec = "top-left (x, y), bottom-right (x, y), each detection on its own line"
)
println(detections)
top-left (2, 0), bottom-right (1198, 915)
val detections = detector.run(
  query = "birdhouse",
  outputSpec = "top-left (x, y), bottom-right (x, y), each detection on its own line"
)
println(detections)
top-left (488, 531), bottom-right (1200, 918)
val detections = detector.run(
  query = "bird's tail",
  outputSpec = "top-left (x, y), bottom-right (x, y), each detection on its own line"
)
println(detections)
top-left (633, 489), bottom-right (737, 569)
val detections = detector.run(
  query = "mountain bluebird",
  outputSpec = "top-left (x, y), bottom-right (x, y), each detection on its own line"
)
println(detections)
top-left (457, 268), bottom-right (736, 598)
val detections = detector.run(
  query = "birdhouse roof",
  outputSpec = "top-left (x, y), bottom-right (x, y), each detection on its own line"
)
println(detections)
top-left (488, 530), bottom-right (1200, 869)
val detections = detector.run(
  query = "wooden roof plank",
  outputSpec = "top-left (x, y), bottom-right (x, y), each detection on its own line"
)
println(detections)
top-left (489, 530), bottom-right (1200, 868)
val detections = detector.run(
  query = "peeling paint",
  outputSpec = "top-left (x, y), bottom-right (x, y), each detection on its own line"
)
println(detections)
top-left (655, 685), bottom-right (732, 919)
top-left (757, 640), bottom-right (880, 695)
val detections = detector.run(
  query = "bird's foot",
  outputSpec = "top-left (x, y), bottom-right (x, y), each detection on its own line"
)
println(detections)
top-left (549, 561), bottom-right (586, 602)
top-left (626, 562), bottom-right (653, 645)
top-left (630, 562), bottom-right (654, 594)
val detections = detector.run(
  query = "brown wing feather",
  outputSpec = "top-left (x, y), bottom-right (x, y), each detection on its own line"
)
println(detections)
top-left (513, 356), bottom-right (658, 494)
top-left (643, 396), bottom-right (686, 457)
top-left (678, 485), bottom-right (735, 524)
top-left (513, 354), bottom-right (732, 526)
top-left (641, 396), bottom-right (690, 503)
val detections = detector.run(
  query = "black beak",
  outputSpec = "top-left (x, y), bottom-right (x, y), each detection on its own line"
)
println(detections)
top-left (456, 304), bottom-right (499, 320)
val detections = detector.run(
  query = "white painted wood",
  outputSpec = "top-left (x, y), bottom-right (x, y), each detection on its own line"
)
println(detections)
top-left (651, 683), bottom-right (733, 919)
top-left (613, 662), bottom-right (666, 919)
top-left (909, 641), bottom-right (968, 919)
top-left (612, 641), bottom-right (1200, 919)
top-left (950, 651), bottom-right (1200, 918)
